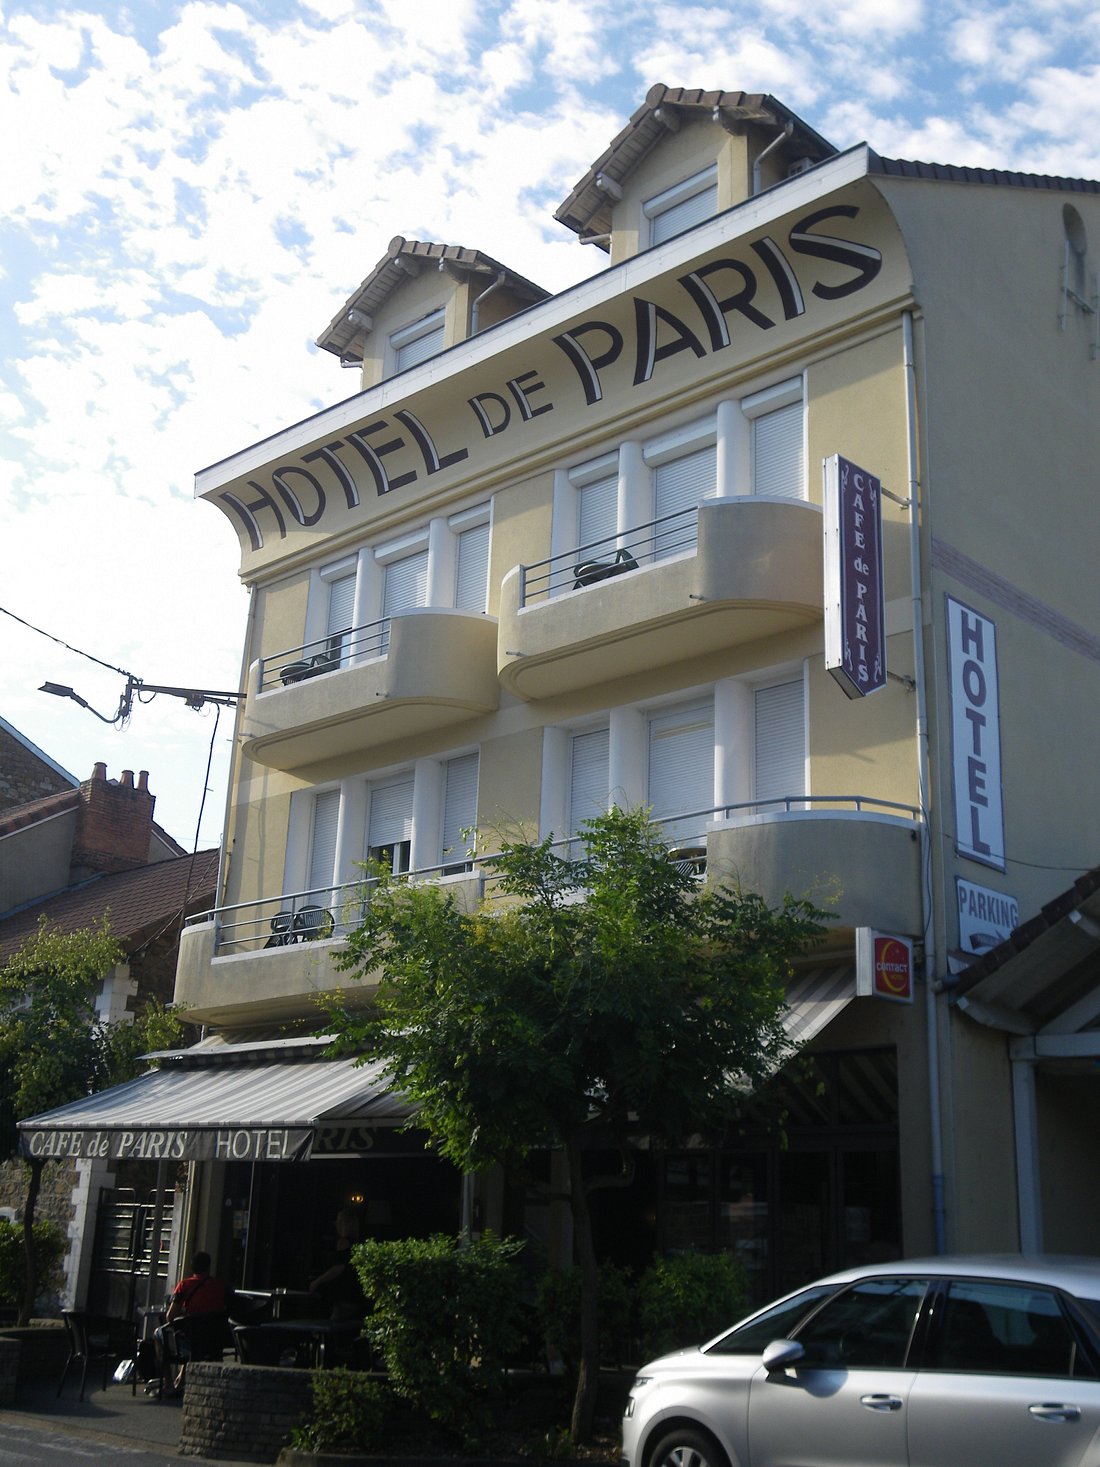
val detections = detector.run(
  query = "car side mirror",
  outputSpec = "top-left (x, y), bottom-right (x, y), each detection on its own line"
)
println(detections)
top-left (762, 1338), bottom-right (805, 1371)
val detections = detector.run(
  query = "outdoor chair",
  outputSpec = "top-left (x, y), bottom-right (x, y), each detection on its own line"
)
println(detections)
top-left (56, 1309), bottom-right (131, 1401)
top-left (292, 905), bottom-right (335, 941)
top-left (264, 911), bottom-right (296, 946)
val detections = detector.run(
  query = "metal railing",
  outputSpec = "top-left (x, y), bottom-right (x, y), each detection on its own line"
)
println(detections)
top-left (257, 619), bottom-right (392, 693)
top-left (186, 796), bottom-right (920, 957)
top-left (519, 504), bottom-right (699, 606)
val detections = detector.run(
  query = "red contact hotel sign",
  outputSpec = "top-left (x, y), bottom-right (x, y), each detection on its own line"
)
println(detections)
top-left (856, 928), bottom-right (915, 1004)
top-left (824, 455), bottom-right (886, 698)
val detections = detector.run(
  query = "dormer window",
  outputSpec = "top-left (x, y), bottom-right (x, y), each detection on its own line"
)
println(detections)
top-left (644, 164), bottom-right (718, 248)
top-left (389, 308), bottom-right (446, 374)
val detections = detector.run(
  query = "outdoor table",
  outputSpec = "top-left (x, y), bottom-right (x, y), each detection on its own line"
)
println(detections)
top-left (269, 1288), bottom-right (317, 1320)
top-left (251, 1316), bottom-right (361, 1367)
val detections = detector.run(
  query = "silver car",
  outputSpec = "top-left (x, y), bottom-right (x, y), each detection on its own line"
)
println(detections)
top-left (622, 1256), bottom-right (1100, 1467)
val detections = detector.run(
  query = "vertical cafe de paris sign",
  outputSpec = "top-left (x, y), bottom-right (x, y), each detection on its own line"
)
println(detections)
top-left (824, 455), bottom-right (886, 697)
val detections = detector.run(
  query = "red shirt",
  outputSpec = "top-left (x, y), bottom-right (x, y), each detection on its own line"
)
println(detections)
top-left (171, 1272), bottom-right (228, 1316)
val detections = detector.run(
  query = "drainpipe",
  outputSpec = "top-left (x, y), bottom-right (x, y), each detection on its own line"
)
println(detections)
top-left (751, 122), bottom-right (794, 196)
top-left (470, 269), bottom-right (507, 337)
top-left (902, 309), bottom-right (946, 1254)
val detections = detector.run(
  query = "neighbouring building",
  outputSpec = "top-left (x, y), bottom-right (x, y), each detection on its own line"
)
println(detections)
top-left (20, 85), bottom-right (1100, 1303)
top-left (0, 743), bottom-right (216, 1312)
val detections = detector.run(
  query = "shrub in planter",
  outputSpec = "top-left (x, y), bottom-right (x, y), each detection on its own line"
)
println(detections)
top-left (290, 1368), bottom-right (391, 1454)
top-left (0, 1218), bottom-right (65, 1312)
top-left (535, 1262), bottom-right (634, 1372)
top-left (353, 1232), bottom-right (526, 1439)
top-left (635, 1251), bottom-right (746, 1360)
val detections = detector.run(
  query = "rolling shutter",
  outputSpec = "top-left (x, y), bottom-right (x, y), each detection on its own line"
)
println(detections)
top-left (577, 471), bottom-right (618, 559)
top-left (455, 522), bottom-right (489, 612)
top-left (653, 444), bottom-right (715, 558)
top-left (308, 789), bottom-right (340, 897)
top-left (368, 778), bottom-right (414, 873)
top-left (383, 549), bottom-right (428, 615)
top-left (441, 753), bottom-right (479, 868)
top-left (326, 573), bottom-right (356, 666)
top-left (754, 680), bottom-right (806, 806)
top-left (753, 401), bottom-right (804, 500)
top-left (649, 182), bottom-right (718, 246)
top-left (648, 701), bottom-right (714, 840)
top-left (569, 727), bottom-right (610, 837)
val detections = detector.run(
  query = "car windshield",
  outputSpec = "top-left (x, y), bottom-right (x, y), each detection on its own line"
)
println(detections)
top-left (705, 1285), bottom-right (836, 1354)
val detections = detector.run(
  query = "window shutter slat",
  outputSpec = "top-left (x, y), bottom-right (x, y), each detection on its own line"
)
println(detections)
top-left (753, 401), bottom-right (804, 500)
top-left (368, 779), bottom-right (414, 848)
top-left (569, 728), bottom-right (610, 835)
top-left (578, 472), bottom-right (618, 558)
top-left (648, 702), bottom-right (714, 841)
top-left (395, 322), bottom-right (445, 372)
top-left (654, 444), bottom-right (714, 558)
top-left (442, 754), bottom-right (479, 864)
top-left (754, 681), bottom-right (806, 804)
top-left (326, 574), bottom-right (356, 665)
top-left (383, 549), bottom-right (428, 615)
top-left (455, 522), bottom-right (489, 612)
top-left (308, 789), bottom-right (340, 894)
top-left (650, 184), bottom-right (718, 245)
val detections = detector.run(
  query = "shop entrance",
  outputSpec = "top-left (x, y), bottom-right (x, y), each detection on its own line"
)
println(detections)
top-left (585, 1047), bottom-right (900, 1307)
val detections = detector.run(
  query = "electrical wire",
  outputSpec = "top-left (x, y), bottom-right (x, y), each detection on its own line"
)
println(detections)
top-left (0, 603), bottom-right (136, 680)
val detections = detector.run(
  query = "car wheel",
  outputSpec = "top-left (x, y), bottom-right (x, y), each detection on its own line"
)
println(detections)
top-left (648, 1426), bottom-right (730, 1467)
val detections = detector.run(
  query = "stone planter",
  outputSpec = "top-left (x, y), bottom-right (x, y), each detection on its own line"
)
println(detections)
top-left (180, 1360), bottom-right (314, 1462)
top-left (0, 1321), bottom-right (67, 1388)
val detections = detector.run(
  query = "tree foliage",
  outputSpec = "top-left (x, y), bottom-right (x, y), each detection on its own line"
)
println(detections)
top-left (0, 915), bottom-right (187, 1323)
top-left (325, 806), bottom-right (827, 1437)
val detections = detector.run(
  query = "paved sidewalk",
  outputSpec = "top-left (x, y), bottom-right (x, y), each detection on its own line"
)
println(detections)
top-left (3, 1374), bottom-right (259, 1463)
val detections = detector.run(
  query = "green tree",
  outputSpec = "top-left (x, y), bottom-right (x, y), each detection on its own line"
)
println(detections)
top-left (0, 916), bottom-right (185, 1325)
top-left (325, 807), bottom-right (825, 1440)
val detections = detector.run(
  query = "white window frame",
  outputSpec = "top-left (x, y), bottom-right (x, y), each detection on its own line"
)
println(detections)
top-left (366, 772), bottom-right (416, 875)
top-left (552, 375), bottom-right (809, 590)
top-left (643, 164), bottom-right (718, 249)
top-left (449, 502), bottom-right (492, 614)
top-left (643, 417), bottom-right (718, 561)
top-left (387, 307), bottom-right (446, 375)
top-left (740, 376), bottom-right (806, 501)
top-left (539, 666), bottom-right (809, 846)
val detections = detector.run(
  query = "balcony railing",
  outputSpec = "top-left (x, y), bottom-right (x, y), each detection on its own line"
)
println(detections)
top-left (187, 796), bottom-right (920, 957)
top-left (519, 505), bottom-right (699, 607)
top-left (257, 620), bottom-right (391, 693)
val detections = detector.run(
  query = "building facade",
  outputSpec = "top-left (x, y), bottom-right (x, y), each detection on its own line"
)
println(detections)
top-left (125, 85), bottom-right (1100, 1294)
top-left (0, 750), bottom-right (216, 1311)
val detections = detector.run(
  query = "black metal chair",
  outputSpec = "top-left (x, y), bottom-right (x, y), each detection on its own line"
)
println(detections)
top-left (573, 547), bottom-right (640, 588)
top-left (264, 910), bottom-right (296, 947)
top-left (57, 1310), bottom-right (130, 1401)
top-left (293, 905), bottom-right (335, 941)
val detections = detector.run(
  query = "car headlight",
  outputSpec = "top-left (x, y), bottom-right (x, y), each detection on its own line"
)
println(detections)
top-left (624, 1376), bottom-right (652, 1417)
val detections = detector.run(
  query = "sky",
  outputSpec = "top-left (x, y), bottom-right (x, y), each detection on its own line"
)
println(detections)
top-left (3, 0), bottom-right (1100, 854)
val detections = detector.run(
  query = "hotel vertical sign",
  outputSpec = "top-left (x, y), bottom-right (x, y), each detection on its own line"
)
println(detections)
top-left (823, 456), bottom-right (886, 697)
top-left (947, 597), bottom-right (1005, 870)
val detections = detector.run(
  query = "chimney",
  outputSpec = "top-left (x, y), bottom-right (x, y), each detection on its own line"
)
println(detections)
top-left (71, 762), bottom-right (157, 878)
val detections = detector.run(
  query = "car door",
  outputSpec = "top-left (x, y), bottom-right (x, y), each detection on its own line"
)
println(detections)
top-left (746, 1275), bottom-right (927, 1467)
top-left (907, 1279), bottom-right (1100, 1467)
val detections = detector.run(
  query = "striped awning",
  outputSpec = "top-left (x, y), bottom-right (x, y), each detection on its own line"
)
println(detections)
top-left (783, 964), bottom-right (858, 1048)
top-left (17, 1051), bottom-right (414, 1164)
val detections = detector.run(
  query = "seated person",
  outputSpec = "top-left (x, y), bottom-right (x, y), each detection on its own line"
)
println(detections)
top-left (156, 1249), bottom-right (229, 1394)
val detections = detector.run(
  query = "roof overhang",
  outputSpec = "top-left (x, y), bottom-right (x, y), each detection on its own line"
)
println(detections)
top-left (554, 84), bottom-right (837, 242)
top-left (953, 865), bottom-right (1100, 1056)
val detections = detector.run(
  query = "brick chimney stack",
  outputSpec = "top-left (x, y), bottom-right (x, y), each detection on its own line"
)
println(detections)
top-left (71, 762), bottom-right (156, 878)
